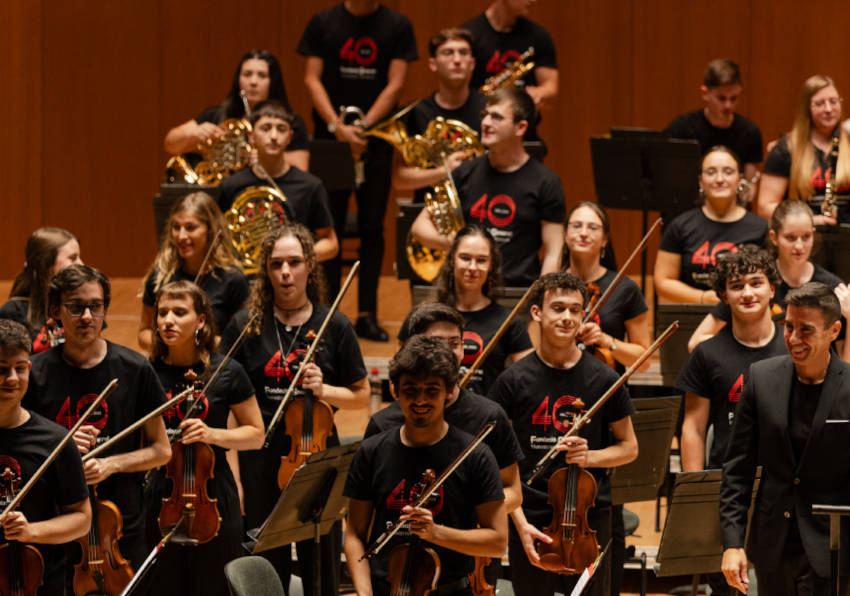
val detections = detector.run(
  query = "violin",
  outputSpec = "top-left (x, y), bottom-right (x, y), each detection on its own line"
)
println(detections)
top-left (535, 399), bottom-right (599, 575)
top-left (386, 470), bottom-right (441, 596)
top-left (158, 375), bottom-right (221, 544)
top-left (0, 467), bottom-right (44, 596)
top-left (73, 488), bottom-right (134, 596)
top-left (581, 282), bottom-right (616, 370)
top-left (468, 557), bottom-right (495, 596)
top-left (277, 386), bottom-right (334, 490)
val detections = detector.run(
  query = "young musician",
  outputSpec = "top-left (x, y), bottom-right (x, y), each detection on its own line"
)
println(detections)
top-left (345, 335), bottom-right (508, 596)
top-left (433, 225), bottom-right (532, 394)
top-left (220, 222), bottom-right (368, 596)
top-left (24, 264), bottom-right (171, 569)
top-left (0, 227), bottom-right (83, 353)
top-left (720, 282), bottom-right (850, 594)
top-left (411, 86), bottom-right (566, 287)
top-left (0, 319), bottom-right (91, 595)
top-left (139, 192), bottom-right (249, 352)
top-left (655, 146), bottom-right (768, 304)
top-left (664, 59), bottom-right (763, 192)
top-left (489, 272), bottom-right (638, 595)
top-left (145, 281), bottom-right (264, 596)
top-left (461, 0), bottom-right (558, 108)
top-left (392, 28), bottom-right (487, 201)
top-left (164, 49), bottom-right (309, 171)
top-left (298, 0), bottom-right (419, 341)
top-left (216, 100), bottom-right (339, 262)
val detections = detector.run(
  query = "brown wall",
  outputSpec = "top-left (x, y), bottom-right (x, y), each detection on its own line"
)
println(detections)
top-left (3, 0), bottom-right (850, 280)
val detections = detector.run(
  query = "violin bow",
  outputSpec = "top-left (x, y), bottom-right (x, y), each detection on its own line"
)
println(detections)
top-left (119, 510), bottom-right (190, 596)
top-left (458, 285), bottom-right (534, 389)
top-left (580, 217), bottom-right (662, 327)
top-left (360, 421), bottom-right (495, 560)
top-left (526, 321), bottom-right (678, 484)
top-left (193, 229), bottom-right (223, 285)
top-left (263, 260), bottom-right (360, 447)
top-left (1, 379), bottom-right (119, 518)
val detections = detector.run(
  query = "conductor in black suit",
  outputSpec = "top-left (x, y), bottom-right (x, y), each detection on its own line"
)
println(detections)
top-left (720, 281), bottom-right (850, 594)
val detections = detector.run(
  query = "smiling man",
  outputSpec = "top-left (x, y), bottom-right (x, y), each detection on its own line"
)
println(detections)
top-left (216, 100), bottom-right (338, 262)
top-left (720, 281), bottom-right (850, 594)
top-left (665, 58), bottom-right (763, 190)
top-left (410, 86), bottom-right (565, 286)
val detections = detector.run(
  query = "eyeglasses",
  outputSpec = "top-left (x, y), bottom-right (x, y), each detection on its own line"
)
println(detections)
top-left (811, 97), bottom-right (841, 110)
top-left (567, 221), bottom-right (604, 233)
top-left (62, 302), bottom-right (106, 318)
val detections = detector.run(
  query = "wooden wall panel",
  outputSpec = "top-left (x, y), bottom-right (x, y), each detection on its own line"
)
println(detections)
top-left (0, 1), bottom-right (43, 276)
top-left (6, 0), bottom-right (850, 280)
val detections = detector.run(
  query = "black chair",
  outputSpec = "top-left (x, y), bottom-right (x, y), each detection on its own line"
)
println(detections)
top-left (224, 556), bottom-right (286, 596)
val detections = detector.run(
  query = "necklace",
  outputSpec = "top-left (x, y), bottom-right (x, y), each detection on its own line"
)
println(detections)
top-left (273, 315), bottom-right (304, 381)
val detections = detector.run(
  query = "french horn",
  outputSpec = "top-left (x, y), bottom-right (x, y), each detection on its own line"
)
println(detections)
top-left (226, 185), bottom-right (289, 275)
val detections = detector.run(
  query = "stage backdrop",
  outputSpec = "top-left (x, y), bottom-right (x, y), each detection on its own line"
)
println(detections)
top-left (2, 0), bottom-right (849, 280)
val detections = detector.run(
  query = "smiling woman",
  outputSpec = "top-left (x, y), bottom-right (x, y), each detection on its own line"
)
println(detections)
top-left (137, 192), bottom-right (249, 353)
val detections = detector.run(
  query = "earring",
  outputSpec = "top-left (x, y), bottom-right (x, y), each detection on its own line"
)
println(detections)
top-left (194, 329), bottom-right (201, 347)
top-left (698, 187), bottom-right (706, 203)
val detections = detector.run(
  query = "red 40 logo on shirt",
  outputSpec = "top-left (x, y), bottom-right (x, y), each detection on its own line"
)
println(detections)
top-left (461, 331), bottom-right (484, 366)
top-left (485, 49), bottom-right (522, 74)
top-left (340, 36), bottom-right (377, 66)
top-left (162, 390), bottom-right (210, 426)
top-left (56, 393), bottom-right (108, 430)
top-left (691, 241), bottom-right (737, 270)
top-left (532, 394), bottom-right (582, 433)
top-left (386, 478), bottom-right (444, 518)
top-left (728, 374), bottom-right (743, 403)
top-left (264, 348), bottom-right (308, 383)
top-left (470, 193), bottom-right (516, 228)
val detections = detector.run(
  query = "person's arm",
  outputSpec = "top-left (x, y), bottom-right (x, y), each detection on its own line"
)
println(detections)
top-left (499, 463), bottom-right (522, 513)
top-left (401, 498), bottom-right (507, 558)
top-left (363, 59), bottom-right (409, 126)
top-left (137, 304), bottom-right (155, 353)
top-left (577, 312), bottom-right (651, 371)
top-left (303, 56), bottom-right (366, 158)
top-left (164, 119), bottom-right (224, 154)
top-left (509, 505), bottom-right (551, 570)
top-left (286, 150), bottom-right (310, 172)
top-left (179, 396), bottom-right (265, 451)
top-left (688, 313), bottom-right (726, 352)
top-left (755, 173), bottom-right (788, 222)
top-left (525, 67), bottom-right (558, 108)
top-left (410, 206), bottom-right (453, 251)
top-left (301, 363), bottom-right (370, 410)
top-left (680, 393), bottom-right (710, 472)
top-left (1, 498), bottom-right (91, 544)
top-left (314, 227), bottom-right (339, 262)
top-left (654, 250), bottom-right (718, 304)
top-left (539, 221), bottom-right (564, 275)
top-left (589, 415), bottom-right (638, 468)
top-left (344, 498), bottom-right (375, 596)
top-left (392, 151), bottom-right (467, 191)
top-left (83, 415), bottom-right (171, 484)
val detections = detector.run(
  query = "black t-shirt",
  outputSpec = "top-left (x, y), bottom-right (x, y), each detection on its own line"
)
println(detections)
top-left (461, 13), bottom-right (557, 90)
top-left (196, 106), bottom-right (310, 153)
top-left (676, 324), bottom-right (787, 468)
top-left (488, 351), bottom-right (635, 525)
top-left (664, 110), bottom-right (763, 165)
top-left (143, 266), bottom-right (249, 336)
top-left (296, 3), bottom-right (418, 137)
top-left (586, 269), bottom-right (648, 373)
top-left (659, 208), bottom-right (768, 290)
top-left (711, 263), bottom-right (842, 323)
top-left (216, 166), bottom-right (335, 233)
top-left (364, 387), bottom-right (524, 470)
top-left (344, 425), bottom-right (503, 589)
top-left (0, 298), bottom-right (65, 354)
top-left (24, 342), bottom-right (167, 541)
top-left (457, 301), bottom-right (532, 395)
top-left (0, 411), bottom-right (89, 595)
top-left (788, 376), bottom-right (822, 464)
top-left (454, 155), bottom-right (566, 285)
top-left (149, 354), bottom-right (255, 521)
top-left (220, 306), bottom-right (367, 426)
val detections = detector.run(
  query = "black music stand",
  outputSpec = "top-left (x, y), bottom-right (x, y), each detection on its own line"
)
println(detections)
top-left (812, 504), bottom-right (850, 595)
top-left (590, 129), bottom-right (700, 293)
top-left (813, 224), bottom-right (850, 281)
top-left (657, 470), bottom-right (759, 579)
top-left (655, 303), bottom-right (714, 387)
top-left (248, 442), bottom-right (360, 596)
top-left (569, 540), bottom-right (612, 596)
top-left (309, 139), bottom-right (357, 193)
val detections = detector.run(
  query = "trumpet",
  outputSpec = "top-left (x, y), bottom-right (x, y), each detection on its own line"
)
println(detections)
top-left (480, 47), bottom-right (536, 95)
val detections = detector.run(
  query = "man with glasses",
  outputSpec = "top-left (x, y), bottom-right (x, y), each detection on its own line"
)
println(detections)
top-left (24, 264), bottom-right (170, 570)
top-left (217, 100), bottom-right (338, 262)
top-left (392, 28), bottom-right (488, 202)
top-left (411, 86), bottom-right (565, 286)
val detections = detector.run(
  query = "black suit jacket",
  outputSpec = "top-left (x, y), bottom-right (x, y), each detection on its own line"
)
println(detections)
top-left (719, 354), bottom-right (850, 577)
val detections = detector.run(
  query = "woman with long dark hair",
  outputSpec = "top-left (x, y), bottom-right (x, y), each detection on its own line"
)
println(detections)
top-left (164, 49), bottom-right (309, 170)
top-left (0, 227), bottom-right (82, 352)
top-left (220, 222), bottom-right (368, 596)
top-left (433, 224), bottom-right (532, 394)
